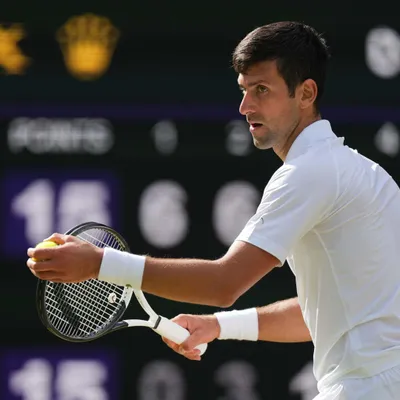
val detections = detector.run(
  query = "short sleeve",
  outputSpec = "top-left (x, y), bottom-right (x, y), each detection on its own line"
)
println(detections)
top-left (236, 161), bottom-right (337, 265)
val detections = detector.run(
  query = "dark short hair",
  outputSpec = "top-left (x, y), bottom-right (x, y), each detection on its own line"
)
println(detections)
top-left (233, 21), bottom-right (330, 110)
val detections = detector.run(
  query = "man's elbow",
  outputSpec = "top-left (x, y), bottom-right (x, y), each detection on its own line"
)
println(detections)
top-left (210, 261), bottom-right (249, 307)
top-left (212, 286), bottom-right (241, 308)
top-left (214, 296), bottom-right (236, 308)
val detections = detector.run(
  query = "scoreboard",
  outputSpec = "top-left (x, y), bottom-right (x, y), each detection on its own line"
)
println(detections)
top-left (1, 1), bottom-right (400, 399)
top-left (2, 115), bottom-right (400, 262)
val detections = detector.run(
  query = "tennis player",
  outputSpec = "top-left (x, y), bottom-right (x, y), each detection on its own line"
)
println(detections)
top-left (27, 21), bottom-right (400, 399)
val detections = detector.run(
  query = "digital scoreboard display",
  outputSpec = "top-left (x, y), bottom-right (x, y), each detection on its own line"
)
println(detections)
top-left (0, 348), bottom-right (118, 400)
top-left (1, 168), bottom-right (120, 258)
top-left (1, 115), bottom-right (399, 261)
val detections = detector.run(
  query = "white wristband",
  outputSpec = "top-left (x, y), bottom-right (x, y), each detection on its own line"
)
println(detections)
top-left (214, 308), bottom-right (259, 341)
top-left (98, 247), bottom-right (146, 289)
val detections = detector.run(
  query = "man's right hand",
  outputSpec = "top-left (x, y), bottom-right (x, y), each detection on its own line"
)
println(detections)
top-left (161, 314), bottom-right (220, 360)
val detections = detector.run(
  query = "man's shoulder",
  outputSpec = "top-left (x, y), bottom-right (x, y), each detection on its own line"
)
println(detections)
top-left (270, 152), bottom-right (337, 188)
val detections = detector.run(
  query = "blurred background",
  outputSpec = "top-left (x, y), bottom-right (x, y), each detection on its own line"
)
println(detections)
top-left (1, 1), bottom-right (399, 399)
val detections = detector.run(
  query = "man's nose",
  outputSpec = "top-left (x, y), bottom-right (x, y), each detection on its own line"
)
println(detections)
top-left (239, 92), bottom-right (255, 116)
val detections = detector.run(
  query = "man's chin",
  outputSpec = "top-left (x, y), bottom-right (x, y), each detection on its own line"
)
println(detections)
top-left (253, 138), bottom-right (271, 150)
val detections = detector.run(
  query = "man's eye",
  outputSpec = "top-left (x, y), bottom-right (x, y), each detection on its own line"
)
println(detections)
top-left (257, 85), bottom-right (268, 93)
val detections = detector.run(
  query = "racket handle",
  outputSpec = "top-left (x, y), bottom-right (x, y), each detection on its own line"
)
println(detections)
top-left (154, 316), bottom-right (208, 355)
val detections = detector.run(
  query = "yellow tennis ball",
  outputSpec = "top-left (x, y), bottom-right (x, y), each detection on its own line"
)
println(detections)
top-left (32, 241), bottom-right (58, 261)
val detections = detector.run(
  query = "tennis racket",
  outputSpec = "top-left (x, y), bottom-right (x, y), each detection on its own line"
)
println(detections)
top-left (36, 221), bottom-right (208, 355)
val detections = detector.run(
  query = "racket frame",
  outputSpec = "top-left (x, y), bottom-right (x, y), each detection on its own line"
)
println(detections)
top-left (36, 222), bottom-right (133, 342)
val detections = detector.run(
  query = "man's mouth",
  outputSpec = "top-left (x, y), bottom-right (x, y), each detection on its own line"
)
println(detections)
top-left (249, 123), bottom-right (263, 132)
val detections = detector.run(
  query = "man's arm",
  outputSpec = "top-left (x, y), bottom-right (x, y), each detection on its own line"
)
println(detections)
top-left (162, 296), bottom-right (311, 360)
top-left (27, 237), bottom-right (280, 308)
top-left (141, 240), bottom-right (280, 307)
top-left (257, 297), bottom-right (311, 342)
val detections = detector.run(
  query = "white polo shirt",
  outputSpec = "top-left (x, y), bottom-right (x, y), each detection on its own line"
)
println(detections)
top-left (236, 119), bottom-right (400, 390)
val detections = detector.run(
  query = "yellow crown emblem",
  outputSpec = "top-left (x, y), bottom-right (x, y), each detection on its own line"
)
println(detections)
top-left (0, 23), bottom-right (31, 75)
top-left (56, 13), bottom-right (120, 81)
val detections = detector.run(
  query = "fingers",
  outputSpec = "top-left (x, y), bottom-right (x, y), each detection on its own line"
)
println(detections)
top-left (27, 233), bottom-right (65, 260)
top-left (27, 234), bottom-right (65, 278)
top-left (27, 232), bottom-right (73, 262)
top-left (26, 258), bottom-right (77, 282)
top-left (179, 330), bottom-right (205, 353)
top-left (26, 234), bottom-right (101, 283)
top-left (161, 337), bottom-right (201, 361)
top-left (170, 314), bottom-right (190, 329)
top-left (171, 314), bottom-right (216, 353)
top-left (27, 247), bottom-right (58, 264)
top-left (27, 269), bottom-right (59, 282)
top-left (26, 259), bottom-right (58, 279)
top-left (161, 337), bottom-right (180, 352)
top-left (178, 348), bottom-right (201, 361)
top-left (43, 233), bottom-right (68, 245)
top-left (161, 314), bottom-right (205, 360)
top-left (41, 232), bottom-right (77, 246)
top-left (27, 258), bottom-right (49, 272)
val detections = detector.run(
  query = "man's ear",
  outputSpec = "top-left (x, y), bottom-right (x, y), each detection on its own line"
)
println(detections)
top-left (299, 79), bottom-right (318, 109)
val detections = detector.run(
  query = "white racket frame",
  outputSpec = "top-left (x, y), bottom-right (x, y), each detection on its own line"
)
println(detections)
top-left (118, 286), bottom-right (207, 355)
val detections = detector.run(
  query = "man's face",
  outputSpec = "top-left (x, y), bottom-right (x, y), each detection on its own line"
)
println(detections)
top-left (238, 60), bottom-right (301, 150)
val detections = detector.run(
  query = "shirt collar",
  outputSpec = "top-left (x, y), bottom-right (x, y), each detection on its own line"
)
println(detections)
top-left (285, 119), bottom-right (337, 162)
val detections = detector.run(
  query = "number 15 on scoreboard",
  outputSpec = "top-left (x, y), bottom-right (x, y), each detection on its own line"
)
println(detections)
top-left (1, 169), bottom-right (120, 258)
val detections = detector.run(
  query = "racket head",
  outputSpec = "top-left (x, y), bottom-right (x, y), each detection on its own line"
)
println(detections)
top-left (36, 222), bottom-right (133, 342)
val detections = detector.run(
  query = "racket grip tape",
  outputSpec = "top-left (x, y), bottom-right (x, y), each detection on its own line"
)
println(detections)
top-left (154, 316), bottom-right (208, 355)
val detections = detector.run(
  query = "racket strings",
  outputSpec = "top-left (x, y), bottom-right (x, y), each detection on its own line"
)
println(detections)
top-left (44, 227), bottom-right (129, 339)
top-left (79, 229), bottom-right (123, 251)
top-left (45, 280), bottom-right (125, 337)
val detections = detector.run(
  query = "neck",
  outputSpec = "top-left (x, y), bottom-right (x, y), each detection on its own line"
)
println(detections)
top-left (274, 114), bottom-right (321, 161)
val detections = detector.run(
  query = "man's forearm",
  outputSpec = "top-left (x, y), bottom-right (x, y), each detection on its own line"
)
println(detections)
top-left (142, 257), bottom-right (232, 307)
top-left (140, 241), bottom-right (277, 307)
top-left (142, 254), bottom-right (270, 308)
top-left (257, 297), bottom-right (311, 342)
top-left (98, 241), bottom-right (278, 308)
